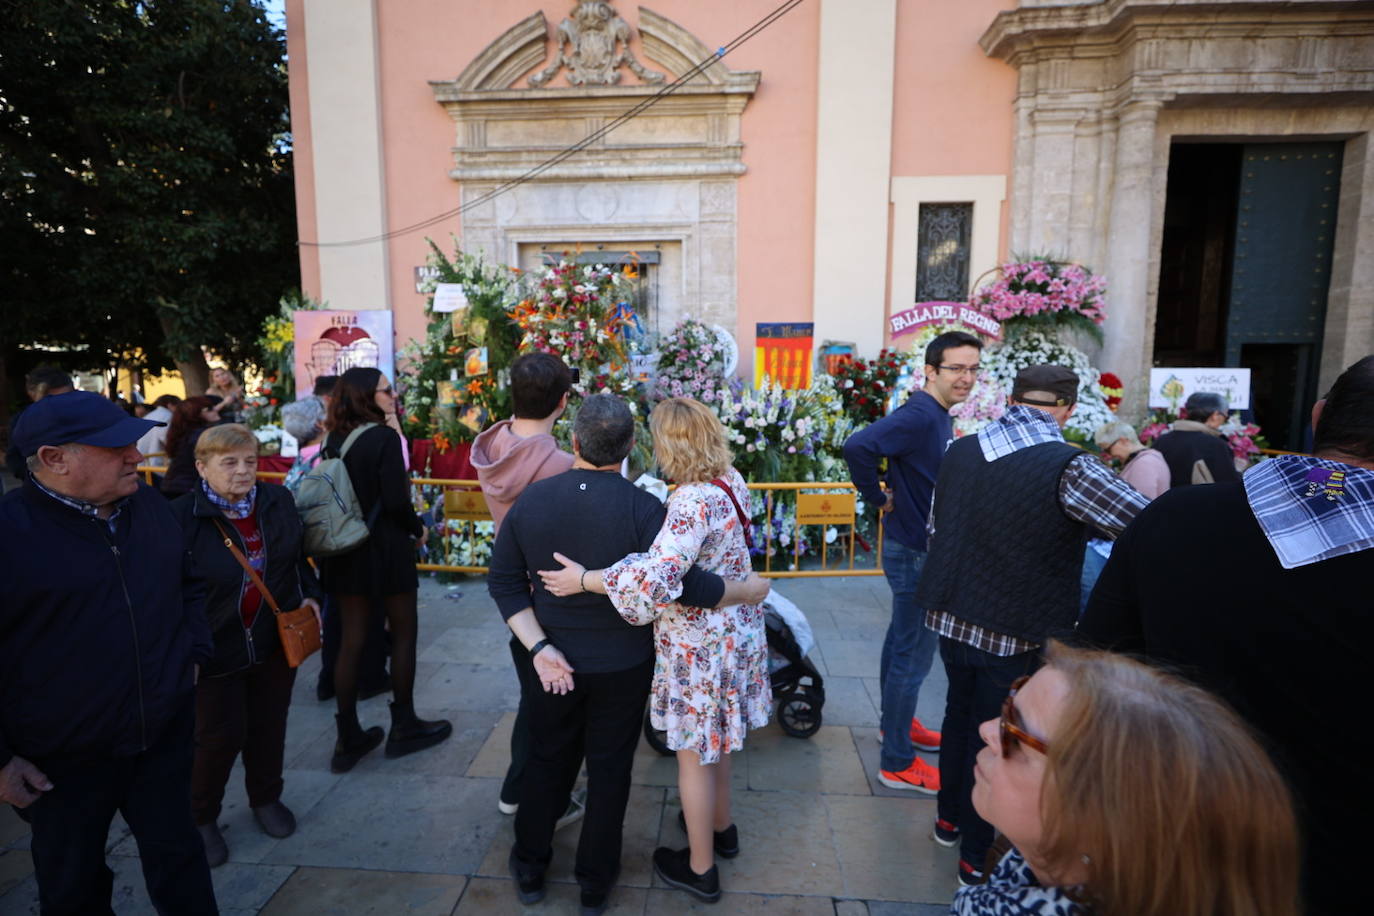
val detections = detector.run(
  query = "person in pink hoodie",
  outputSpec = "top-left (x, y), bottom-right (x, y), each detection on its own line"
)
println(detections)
top-left (472, 353), bottom-right (581, 824)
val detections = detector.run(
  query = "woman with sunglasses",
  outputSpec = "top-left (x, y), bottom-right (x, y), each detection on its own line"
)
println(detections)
top-left (957, 641), bottom-right (1299, 916)
top-left (318, 367), bottom-right (450, 772)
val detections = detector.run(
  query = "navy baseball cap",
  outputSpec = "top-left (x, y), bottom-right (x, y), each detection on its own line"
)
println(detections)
top-left (11, 390), bottom-right (164, 458)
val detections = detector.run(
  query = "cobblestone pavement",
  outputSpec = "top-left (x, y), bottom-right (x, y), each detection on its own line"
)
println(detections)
top-left (0, 574), bottom-right (958, 915)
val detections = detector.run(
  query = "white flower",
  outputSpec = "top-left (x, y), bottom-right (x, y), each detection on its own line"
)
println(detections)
top-left (553, 287), bottom-right (567, 299)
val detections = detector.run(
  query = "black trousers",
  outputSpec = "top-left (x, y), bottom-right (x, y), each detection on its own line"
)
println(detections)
top-left (192, 648), bottom-right (297, 824)
top-left (513, 657), bottom-right (653, 895)
top-left (500, 635), bottom-right (536, 807)
top-left (17, 699), bottom-right (218, 915)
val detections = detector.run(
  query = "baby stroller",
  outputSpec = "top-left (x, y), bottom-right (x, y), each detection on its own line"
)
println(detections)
top-left (643, 589), bottom-right (826, 755)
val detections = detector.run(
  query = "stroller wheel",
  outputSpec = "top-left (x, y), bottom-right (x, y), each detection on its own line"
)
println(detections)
top-left (777, 691), bottom-right (823, 738)
top-left (643, 707), bottom-right (674, 756)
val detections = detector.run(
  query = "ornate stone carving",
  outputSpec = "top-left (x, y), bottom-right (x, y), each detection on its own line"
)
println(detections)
top-left (528, 1), bottom-right (665, 87)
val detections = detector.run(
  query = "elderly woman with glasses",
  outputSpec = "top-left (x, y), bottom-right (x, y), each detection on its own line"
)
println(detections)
top-left (956, 641), bottom-right (1299, 916)
top-left (171, 424), bottom-right (324, 867)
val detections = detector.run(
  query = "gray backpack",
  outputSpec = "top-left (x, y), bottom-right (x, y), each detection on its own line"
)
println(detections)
top-left (294, 423), bottom-right (379, 558)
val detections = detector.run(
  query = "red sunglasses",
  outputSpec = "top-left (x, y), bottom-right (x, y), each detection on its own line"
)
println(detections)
top-left (1000, 675), bottom-right (1049, 757)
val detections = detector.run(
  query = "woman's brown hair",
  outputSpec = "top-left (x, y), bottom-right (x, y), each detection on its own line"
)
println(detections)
top-left (650, 397), bottom-right (733, 484)
top-left (194, 423), bottom-right (258, 463)
top-left (164, 396), bottom-right (217, 459)
top-left (1038, 641), bottom-right (1300, 916)
top-left (326, 367), bottom-right (385, 437)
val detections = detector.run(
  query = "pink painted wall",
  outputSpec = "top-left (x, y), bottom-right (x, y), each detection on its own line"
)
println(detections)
top-left (287, 1), bottom-right (1015, 359)
top-left (886, 0), bottom-right (1018, 346)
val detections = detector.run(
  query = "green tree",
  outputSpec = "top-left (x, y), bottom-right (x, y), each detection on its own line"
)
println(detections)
top-left (0, 0), bottom-right (297, 407)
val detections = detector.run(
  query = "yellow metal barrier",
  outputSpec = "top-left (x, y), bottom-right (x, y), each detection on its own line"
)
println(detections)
top-left (138, 466), bottom-right (887, 579)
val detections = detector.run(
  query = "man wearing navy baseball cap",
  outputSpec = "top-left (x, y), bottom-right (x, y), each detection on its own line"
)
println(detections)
top-left (0, 391), bottom-right (218, 913)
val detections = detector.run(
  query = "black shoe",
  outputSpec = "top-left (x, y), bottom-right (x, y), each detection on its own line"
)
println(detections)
top-left (508, 848), bottom-right (545, 904)
top-left (197, 822), bottom-right (228, 868)
top-left (677, 809), bottom-right (740, 858)
top-left (331, 716), bottom-right (385, 773)
top-left (252, 800), bottom-right (297, 838)
top-left (580, 888), bottom-right (610, 916)
top-left (316, 679), bottom-right (336, 702)
top-left (653, 845), bottom-right (721, 903)
top-left (385, 702), bottom-right (452, 759)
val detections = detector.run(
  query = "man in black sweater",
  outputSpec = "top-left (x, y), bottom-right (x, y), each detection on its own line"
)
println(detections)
top-left (487, 394), bottom-right (767, 915)
top-left (1152, 390), bottom-right (1241, 486)
top-left (1080, 356), bottom-right (1374, 916)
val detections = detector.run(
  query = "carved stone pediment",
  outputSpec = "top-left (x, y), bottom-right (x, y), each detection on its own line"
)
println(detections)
top-left (528, 1), bottom-right (665, 87)
top-left (431, 5), bottom-right (760, 181)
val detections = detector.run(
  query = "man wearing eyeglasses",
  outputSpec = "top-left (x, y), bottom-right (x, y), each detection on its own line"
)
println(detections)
top-left (843, 331), bottom-right (983, 799)
top-left (915, 364), bottom-right (1149, 887)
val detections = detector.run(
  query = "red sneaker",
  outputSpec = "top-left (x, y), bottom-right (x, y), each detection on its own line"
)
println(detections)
top-left (877, 757), bottom-right (940, 794)
top-left (910, 717), bottom-right (941, 752)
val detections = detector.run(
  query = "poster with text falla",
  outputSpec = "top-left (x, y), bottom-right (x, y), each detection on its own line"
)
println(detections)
top-left (293, 310), bottom-right (396, 395)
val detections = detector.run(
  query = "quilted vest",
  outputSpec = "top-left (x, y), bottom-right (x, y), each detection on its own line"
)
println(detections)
top-left (915, 436), bottom-right (1086, 643)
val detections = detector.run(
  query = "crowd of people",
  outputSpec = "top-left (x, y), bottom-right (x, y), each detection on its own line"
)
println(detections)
top-left (0, 345), bottom-right (1367, 915)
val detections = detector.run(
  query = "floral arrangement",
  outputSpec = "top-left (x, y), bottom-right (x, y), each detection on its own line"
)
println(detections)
top-left (398, 244), bottom-right (522, 447)
top-left (1139, 408), bottom-right (1270, 464)
top-left (242, 374), bottom-right (287, 429)
top-left (655, 318), bottom-right (727, 403)
top-left (1098, 372), bottom-right (1124, 411)
top-left (511, 257), bottom-right (638, 397)
top-left (969, 258), bottom-right (1108, 343)
top-left (829, 348), bottom-right (917, 425)
top-left (712, 376), bottom-right (827, 484)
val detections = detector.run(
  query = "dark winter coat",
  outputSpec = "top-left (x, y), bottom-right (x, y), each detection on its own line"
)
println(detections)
top-left (172, 481), bottom-right (324, 678)
top-left (0, 481), bottom-right (213, 769)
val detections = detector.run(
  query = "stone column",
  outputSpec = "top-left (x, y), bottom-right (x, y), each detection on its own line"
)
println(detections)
top-left (1102, 99), bottom-right (1164, 416)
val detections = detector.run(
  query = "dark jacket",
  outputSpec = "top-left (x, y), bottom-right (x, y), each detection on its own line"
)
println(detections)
top-left (0, 481), bottom-right (213, 769)
top-left (318, 424), bottom-right (424, 596)
top-left (842, 390), bottom-right (953, 551)
top-left (172, 481), bottom-right (324, 677)
top-left (1080, 482), bottom-right (1369, 916)
top-left (488, 468), bottom-right (727, 674)
top-left (917, 437), bottom-right (1085, 642)
top-left (1153, 421), bottom-right (1240, 487)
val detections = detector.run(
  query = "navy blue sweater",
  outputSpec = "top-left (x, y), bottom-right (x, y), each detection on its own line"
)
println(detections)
top-left (0, 481), bottom-right (213, 768)
top-left (842, 389), bottom-right (953, 551)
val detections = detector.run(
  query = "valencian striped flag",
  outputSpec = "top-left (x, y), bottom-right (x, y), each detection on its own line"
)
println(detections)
top-left (755, 322), bottom-right (813, 390)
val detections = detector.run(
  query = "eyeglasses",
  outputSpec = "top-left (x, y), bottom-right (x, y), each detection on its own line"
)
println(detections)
top-left (1000, 675), bottom-right (1049, 757)
top-left (376, 386), bottom-right (393, 396)
top-left (937, 365), bottom-right (981, 377)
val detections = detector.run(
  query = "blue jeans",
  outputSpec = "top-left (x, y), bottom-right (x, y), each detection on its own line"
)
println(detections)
top-left (935, 637), bottom-right (1040, 869)
top-left (878, 539), bottom-right (940, 773)
top-left (1079, 542), bottom-right (1110, 617)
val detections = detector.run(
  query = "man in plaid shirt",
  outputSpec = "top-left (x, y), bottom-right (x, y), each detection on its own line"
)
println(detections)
top-left (914, 365), bottom-right (1148, 887)
top-left (1080, 355), bottom-right (1374, 916)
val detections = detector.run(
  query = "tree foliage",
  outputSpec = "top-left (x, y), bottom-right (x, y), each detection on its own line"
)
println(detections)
top-left (0, 0), bottom-right (297, 389)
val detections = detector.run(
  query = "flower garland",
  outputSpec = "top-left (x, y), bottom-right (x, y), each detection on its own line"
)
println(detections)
top-left (969, 259), bottom-right (1107, 343)
top-left (511, 257), bottom-right (638, 398)
top-left (655, 318), bottom-right (726, 403)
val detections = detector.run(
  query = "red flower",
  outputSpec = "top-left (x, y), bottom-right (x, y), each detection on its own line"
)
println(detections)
top-left (268, 398), bottom-right (279, 406)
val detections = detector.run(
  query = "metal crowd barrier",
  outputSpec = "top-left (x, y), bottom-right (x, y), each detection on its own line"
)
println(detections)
top-left (137, 466), bottom-right (887, 579)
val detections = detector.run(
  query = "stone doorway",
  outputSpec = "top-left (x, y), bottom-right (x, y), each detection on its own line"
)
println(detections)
top-left (1153, 141), bottom-right (1342, 450)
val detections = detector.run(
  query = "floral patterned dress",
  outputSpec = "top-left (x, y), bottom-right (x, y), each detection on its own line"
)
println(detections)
top-left (603, 467), bottom-right (771, 763)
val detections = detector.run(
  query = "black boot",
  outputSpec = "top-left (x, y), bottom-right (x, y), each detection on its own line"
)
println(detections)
top-left (331, 713), bottom-right (384, 773)
top-left (385, 700), bottom-right (452, 759)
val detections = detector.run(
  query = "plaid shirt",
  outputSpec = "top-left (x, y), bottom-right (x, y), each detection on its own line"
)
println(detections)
top-left (1244, 454), bottom-right (1374, 569)
top-left (926, 404), bottom-right (1151, 656)
top-left (29, 474), bottom-right (127, 534)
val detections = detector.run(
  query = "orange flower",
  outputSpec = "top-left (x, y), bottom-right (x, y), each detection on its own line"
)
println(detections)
top-left (433, 433), bottom-right (451, 453)
top-left (466, 380), bottom-right (483, 395)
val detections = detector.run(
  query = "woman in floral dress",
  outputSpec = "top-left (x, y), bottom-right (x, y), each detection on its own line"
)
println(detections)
top-left (540, 397), bottom-right (770, 903)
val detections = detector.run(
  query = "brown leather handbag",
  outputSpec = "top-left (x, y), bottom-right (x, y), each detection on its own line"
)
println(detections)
top-left (214, 520), bottom-right (321, 668)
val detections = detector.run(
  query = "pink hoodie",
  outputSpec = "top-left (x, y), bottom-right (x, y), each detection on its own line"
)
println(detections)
top-left (470, 419), bottom-right (574, 534)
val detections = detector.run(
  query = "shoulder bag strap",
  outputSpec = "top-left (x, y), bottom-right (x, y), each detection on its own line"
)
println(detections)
top-left (337, 422), bottom-right (377, 459)
top-left (212, 519), bottom-right (282, 616)
top-left (709, 477), bottom-right (754, 550)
